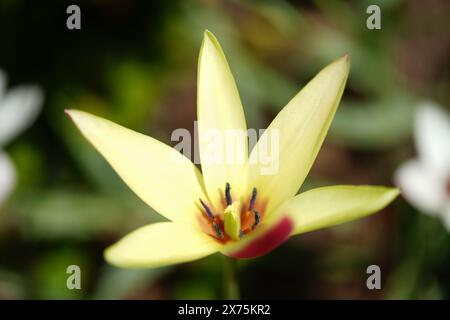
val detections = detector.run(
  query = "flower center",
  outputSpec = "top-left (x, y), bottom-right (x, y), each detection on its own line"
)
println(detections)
top-left (198, 183), bottom-right (263, 243)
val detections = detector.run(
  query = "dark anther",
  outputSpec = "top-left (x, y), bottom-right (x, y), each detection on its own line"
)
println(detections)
top-left (239, 230), bottom-right (245, 238)
top-left (225, 182), bottom-right (232, 206)
top-left (249, 187), bottom-right (257, 211)
top-left (213, 221), bottom-right (223, 239)
top-left (199, 198), bottom-right (214, 219)
top-left (252, 210), bottom-right (260, 230)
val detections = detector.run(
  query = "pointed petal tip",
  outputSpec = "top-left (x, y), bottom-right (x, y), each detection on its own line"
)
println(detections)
top-left (202, 29), bottom-right (220, 49)
top-left (203, 29), bottom-right (213, 37)
top-left (64, 108), bottom-right (73, 118)
top-left (362, 185), bottom-right (401, 202)
top-left (331, 53), bottom-right (350, 69)
top-left (371, 186), bottom-right (402, 206)
top-left (389, 187), bottom-right (401, 198)
top-left (343, 53), bottom-right (350, 62)
top-left (103, 246), bottom-right (117, 266)
top-left (103, 243), bottom-right (127, 268)
top-left (202, 29), bottom-right (214, 42)
top-left (328, 53), bottom-right (351, 77)
top-left (338, 53), bottom-right (350, 66)
top-left (382, 185), bottom-right (400, 195)
top-left (64, 109), bottom-right (85, 125)
top-left (103, 245), bottom-right (135, 269)
top-left (64, 108), bottom-right (84, 118)
top-left (371, 186), bottom-right (401, 209)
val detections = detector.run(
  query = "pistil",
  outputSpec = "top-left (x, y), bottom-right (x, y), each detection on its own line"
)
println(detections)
top-left (224, 202), bottom-right (241, 240)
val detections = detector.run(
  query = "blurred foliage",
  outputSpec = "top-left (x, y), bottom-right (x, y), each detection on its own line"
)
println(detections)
top-left (0, 0), bottom-right (449, 299)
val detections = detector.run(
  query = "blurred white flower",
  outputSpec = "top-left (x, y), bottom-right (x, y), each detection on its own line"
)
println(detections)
top-left (0, 69), bottom-right (43, 205)
top-left (395, 102), bottom-right (450, 231)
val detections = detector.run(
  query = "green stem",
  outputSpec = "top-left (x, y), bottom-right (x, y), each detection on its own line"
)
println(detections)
top-left (223, 256), bottom-right (239, 300)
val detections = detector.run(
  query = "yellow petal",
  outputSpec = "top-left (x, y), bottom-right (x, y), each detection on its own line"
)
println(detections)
top-left (66, 109), bottom-right (207, 224)
top-left (105, 222), bottom-right (222, 268)
top-left (271, 185), bottom-right (399, 235)
top-left (197, 30), bottom-right (248, 208)
top-left (248, 55), bottom-right (350, 214)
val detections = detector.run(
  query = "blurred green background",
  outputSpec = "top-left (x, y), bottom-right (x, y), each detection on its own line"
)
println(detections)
top-left (0, 0), bottom-right (449, 299)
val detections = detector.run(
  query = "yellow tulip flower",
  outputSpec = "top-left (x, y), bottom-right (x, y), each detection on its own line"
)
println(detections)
top-left (66, 31), bottom-right (399, 269)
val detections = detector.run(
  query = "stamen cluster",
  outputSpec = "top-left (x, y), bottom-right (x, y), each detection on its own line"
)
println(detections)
top-left (199, 183), bottom-right (261, 242)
